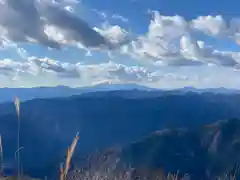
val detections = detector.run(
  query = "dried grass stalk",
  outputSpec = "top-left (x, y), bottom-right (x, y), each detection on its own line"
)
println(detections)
top-left (63, 132), bottom-right (79, 180)
top-left (60, 163), bottom-right (64, 180)
top-left (14, 97), bottom-right (20, 121)
top-left (14, 97), bottom-right (21, 180)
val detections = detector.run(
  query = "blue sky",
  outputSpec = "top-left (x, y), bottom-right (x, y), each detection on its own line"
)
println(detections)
top-left (0, 0), bottom-right (240, 88)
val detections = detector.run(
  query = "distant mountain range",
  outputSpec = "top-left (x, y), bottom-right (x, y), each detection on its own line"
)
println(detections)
top-left (0, 83), bottom-right (239, 103)
top-left (0, 90), bottom-right (240, 178)
top-left (0, 83), bottom-right (154, 103)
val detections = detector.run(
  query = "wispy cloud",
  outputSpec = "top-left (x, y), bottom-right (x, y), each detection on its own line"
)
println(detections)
top-left (0, 57), bottom-right (162, 86)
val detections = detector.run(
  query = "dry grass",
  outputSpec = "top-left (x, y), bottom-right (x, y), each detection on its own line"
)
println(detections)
top-left (60, 132), bottom-right (79, 180)
top-left (14, 97), bottom-right (21, 180)
top-left (59, 163), bottom-right (64, 180)
top-left (65, 167), bottom-right (186, 180)
top-left (65, 168), bottom-right (240, 180)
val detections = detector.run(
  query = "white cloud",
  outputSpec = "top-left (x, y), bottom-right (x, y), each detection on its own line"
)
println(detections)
top-left (1, 3), bottom-right (240, 88)
top-left (147, 11), bottom-right (188, 40)
top-left (180, 35), bottom-right (238, 67)
top-left (94, 23), bottom-right (130, 48)
top-left (190, 15), bottom-right (240, 44)
top-left (112, 14), bottom-right (129, 23)
top-left (191, 15), bottom-right (227, 36)
top-left (120, 12), bottom-right (186, 62)
top-left (119, 12), bottom-right (240, 69)
top-left (0, 0), bottom-right (130, 52)
top-left (0, 57), bottom-right (164, 87)
top-left (28, 57), bottom-right (81, 78)
top-left (0, 1), bottom-right (239, 69)
top-left (92, 9), bottom-right (129, 23)
top-left (0, 56), bottom-right (239, 89)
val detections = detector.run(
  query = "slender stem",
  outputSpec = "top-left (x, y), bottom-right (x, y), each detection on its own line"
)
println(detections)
top-left (17, 117), bottom-right (20, 180)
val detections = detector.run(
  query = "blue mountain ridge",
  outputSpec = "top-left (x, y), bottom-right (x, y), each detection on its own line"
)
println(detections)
top-left (0, 90), bottom-right (239, 178)
top-left (0, 83), bottom-right (239, 103)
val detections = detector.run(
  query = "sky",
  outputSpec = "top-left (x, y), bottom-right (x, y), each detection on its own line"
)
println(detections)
top-left (1, 0), bottom-right (240, 88)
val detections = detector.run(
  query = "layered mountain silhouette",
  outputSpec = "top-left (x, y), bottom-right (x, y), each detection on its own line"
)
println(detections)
top-left (0, 84), bottom-right (239, 103)
top-left (75, 119), bottom-right (240, 180)
top-left (0, 84), bottom-right (154, 103)
top-left (0, 90), bottom-right (240, 178)
top-left (120, 118), bottom-right (240, 179)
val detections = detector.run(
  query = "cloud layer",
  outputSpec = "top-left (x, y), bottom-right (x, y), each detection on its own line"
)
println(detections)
top-left (1, 0), bottom-right (240, 68)
top-left (120, 11), bottom-right (240, 68)
top-left (0, 56), bottom-right (239, 89)
top-left (0, 0), bottom-right (240, 88)
top-left (0, 57), bottom-right (161, 86)
top-left (0, 0), bottom-right (129, 51)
